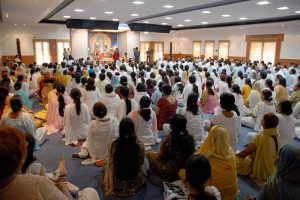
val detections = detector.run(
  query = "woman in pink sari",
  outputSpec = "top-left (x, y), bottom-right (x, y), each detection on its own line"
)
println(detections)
top-left (45, 83), bottom-right (72, 135)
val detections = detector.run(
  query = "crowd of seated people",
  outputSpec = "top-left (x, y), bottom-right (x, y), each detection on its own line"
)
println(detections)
top-left (0, 55), bottom-right (300, 199)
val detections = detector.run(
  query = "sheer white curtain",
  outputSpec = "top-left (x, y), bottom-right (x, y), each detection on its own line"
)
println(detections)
top-left (205, 41), bottom-right (214, 59)
top-left (262, 42), bottom-right (276, 64)
top-left (193, 41), bottom-right (201, 58)
top-left (154, 42), bottom-right (163, 61)
top-left (249, 41), bottom-right (276, 63)
top-left (34, 41), bottom-right (50, 64)
top-left (140, 42), bottom-right (150, 62)
top-left (218, 41), bottom-right (229, 59)
top-left (249, 41), bottom-right (263, 62)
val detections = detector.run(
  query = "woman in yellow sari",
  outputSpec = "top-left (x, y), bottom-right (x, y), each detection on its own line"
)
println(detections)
top-left (179, 125), bottom-right (238, 200)
top-left (236, 112), bottom-right (281, 186)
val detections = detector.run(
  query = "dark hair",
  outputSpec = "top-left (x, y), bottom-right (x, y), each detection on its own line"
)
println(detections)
top-left (70, 88), bottom-right (81, 115)
top-left (175, 76), bottom-right (184, 94)
top-left (232, 84), bottom-right (241, 95)
top-left (279, 77), bottom-right (286, 87)
top-left (130, 72), bottom-right (137, 86)
top-left (93, 102), bottom-right (107, 118)
top-left (14, 82), bottom-right (22, 91)
top-left (170, 114), bottom-right (195, 163)
top-left (114, 117), bottom-right (142, 180)
top-left (136, 82), bottom-right (145, 92)
top-left (75, 72), bottom-right (81, 84)
top-left (99, 73), bottom-right (106, 81)
top-left (220, 93), bottom-right (235, 111)
top-left (140, 71), bottom-right (146, 84)
top-left (226, 75), bottom-right (233, 89)
top-left (185, 154), bottom-right (214, 200)
top-left (262, 89), bottom-right (273, 101)
top-left (139, 96), bottom-right (151, 121)
top-left (189, 76), bottom-right (199, 97)
top-left (278, 99), bottom-right (293, 115)
top-left (238, 71), bottom-right (244, 80)
top-left (162, 84), bottom-right (172, 95)
top-left (81, 76), bottom-right (88, 86)
top-left (260, 71), bottom-right (267, 79)
top-left (10, 95), bottom-right (23, 113)
top-left (0, 86), bottom-right (9, 107)
top-left (265, 79), bottom-right (274, 91)
top-left (22, 134), bottom-right (36, 173)
top-left (105, 84), bottom-right (113, 93)
top-left (120, 86), bottom-right (132, 115)
top-left (85, 78), bottom-right (96, 91)
top-left (120, 76), bottom-right (128, 86)
top-left (245, 78), bottom-right (252, 88)
top-left (146, 79), bottom-right (154, 88)
top-left (206, 80), bottom-right (215, 95)
top-left (263, 112), bottom-right (278, 129)
top-left (57, 83), bottom-right (66, 117)
top-left (187, 93), bottom-right (199, 115)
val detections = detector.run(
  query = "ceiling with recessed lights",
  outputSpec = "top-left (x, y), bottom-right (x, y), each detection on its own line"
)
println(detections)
top-left (1, 0), bottom-right (300, 30)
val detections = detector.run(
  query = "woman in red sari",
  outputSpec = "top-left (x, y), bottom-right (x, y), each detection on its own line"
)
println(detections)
top-left (156, 84), bottom-right (177, 130)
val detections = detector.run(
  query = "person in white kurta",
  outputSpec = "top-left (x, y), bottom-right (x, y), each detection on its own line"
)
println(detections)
top-left (73, 102), bottom-right (119, 164)
top-left (82, 78), bottom-right (101, 113)
top-left (63, 88), bottom-right (91, 145)
top-left (209, 93), bottom-right (240, 152)
top-left (244, 81), bottom-right (261, 115)
top-left (129, 96), bottom-right (158, 149)
top-left (232, 84), bottom-right (244, 117)
top-left (180, 93), bottom-right (204, 147)
top-left (115, 86), bottom-right (138, 122)
top-left (98, 84), bottom-right (120, 117)
top-left (276, 100), bottom-right (295, 147)
top-left (182, 76), bottom-right (202, 105)
top-left (172, 77), bottom-right (185, 107)
top-left (133, 83), bottom-right (150, 105)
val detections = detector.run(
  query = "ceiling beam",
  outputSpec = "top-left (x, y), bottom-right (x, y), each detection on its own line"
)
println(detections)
top-left (172, 15), bottom-right (300, 31)
top-left (40, 0), bottom-right (74, 23)
top-left (126, 0), bottom-right (251, 24)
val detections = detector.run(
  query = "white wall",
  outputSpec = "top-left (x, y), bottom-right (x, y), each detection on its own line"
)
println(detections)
top-left (126, 31), bottom-right (140, 59)
top-left (0, 24), bottom-right (70, 56)
top-left (71, 29), bottom-right (88, 59)
top-left (118, 32), bottom-right (127, 58)
top-left (140, 21), bottom-right (300, 60)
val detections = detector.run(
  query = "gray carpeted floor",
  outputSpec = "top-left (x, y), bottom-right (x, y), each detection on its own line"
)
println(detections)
top-left (32, 97), bottom-right (300, 200)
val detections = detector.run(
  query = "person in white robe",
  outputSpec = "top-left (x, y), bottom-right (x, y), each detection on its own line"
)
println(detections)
top-left (232, 84), bottom-right (244, 116)
top-left (129, 96), bottom-right (159, 150)
top-left (115, 86), bottom-right (138, 122)
top-left (182, 75), bottom-right (202, 105)
top-left (63, 88), bottom-right (91, 145)
top-left (133, 83), bottom-right (150, 105)
top-left (82, 78), bottom-right (101, 113)
top-left (242, 89), bottom-right (276, 132)
top-left (98, 84), bottom-right (120, 117)
top-left (72, 102), bottom-right (119, 165)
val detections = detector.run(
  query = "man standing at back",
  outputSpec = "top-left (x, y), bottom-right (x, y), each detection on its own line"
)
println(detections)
top-left (113, 48), bottom-right (120, 63)
top-left (134, 47), bottom-right (140, 63)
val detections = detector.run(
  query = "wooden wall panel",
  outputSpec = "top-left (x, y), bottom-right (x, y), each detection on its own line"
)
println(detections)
top-left (278, 58), bottom-right (300, 65)
top-left (2, 55), bottom-right (35, 67)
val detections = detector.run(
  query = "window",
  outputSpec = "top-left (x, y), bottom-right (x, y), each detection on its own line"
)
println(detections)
top-left (34, 41), bottom-right (50, 65)
top-left (140, 42), bottom-right (150, 62)
top-left (193, 41), bottom-right (201, 58)
top-left (218, 41), bottom-right (229, 59)
top-left (249, 41), bottom-right (276, 63)
top-left (205, 41), bottom-right (214, 59)
top-left (246, 34), bottom-right (284, 64)
top-left (57, 41), bottom-right (70, 63)
top-left (153, 42), bottom-right (164, 61)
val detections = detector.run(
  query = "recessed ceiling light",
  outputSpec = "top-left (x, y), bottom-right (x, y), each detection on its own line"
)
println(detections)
top-left (23, 24), bottom-right (26, 26)
top-left (201, 22), bottom-right (208, 24)
top-left (74, 9), bottom-right (84, 12)
top-left (63, 16), bottom-right (71, 18)
top-left (105, 11), bottom-right (114, 14)
top-left (164, 5), bottom-right (174, 8)
top-left (161, 22), bottom-right (168, 25)
top-left (132, 1), bottom-right (144, 4)
top-left (201, 11), bottom-right (211, 14)
top-left (131, 13), bottom-right (139, 16)
top-left (144, 32), bottom-right (149, 34)
top-left (184, 19), bottom-right (191, 22)
top-left (277, 7), bottom-right (289, 10)
top-left (14, 24), bottom-right (17, 26)
top-left (239, 17), bottom-right (247, 20)
top-left (165, 17), bottom-right (172, 20)
top-left (281, 24), bottom-right (284, 27)
top-left (257, 1), bottom-right (270, 5)
top-left (222, 14), bottom-right (231, 17)
top-left (229, 28), bottom-right (232, 31)
top-left (241, 28), bottom-right (243, 30)
top-left (143, 21), bottom-right (150, 23)
top-left (177, 24), bottom-right (184, 27)
top-left (5, 13), bottom-right (8, 17)
top-left (112, 19), bottom-right (119, 21)
top-left (89, 17), bottom-right (96, 20)
top-left (295, 11), bottom-right (300, 13)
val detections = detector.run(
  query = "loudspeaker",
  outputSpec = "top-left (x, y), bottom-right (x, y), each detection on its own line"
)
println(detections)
top-left (128, 23), bottom-right (172, 33)
top-left (66, 19), bottom-right (119, 30)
